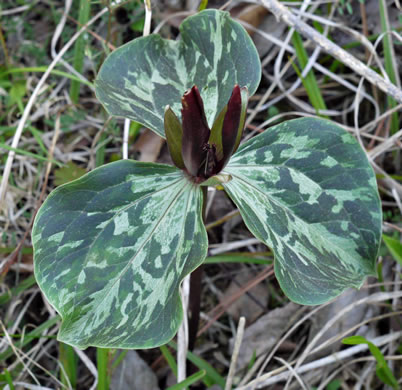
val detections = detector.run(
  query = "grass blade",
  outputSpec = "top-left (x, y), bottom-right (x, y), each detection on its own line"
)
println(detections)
top-left (2, 369), bottom-right (16, 390)
top-left (291, 30), bottom-right (328, 118)
top-left (382, 235), bottom-right (402, 266)
top-left (160, 344), bottom-right (178, 377)
top-left (59, 342), bottom-right (78, 389)
top-left (0, 67), bottom-right (93, 88)
top-left (0, 275), bottom-right (36, 305)
top-left (379, 0), bottom-right (400, 134)
top-left (69, 0), bottom-right (91, 103)
top-left (0, 316), bottom-right (59, 361)
top-left (166, 370), bottom-right (206, 390)
top-left (342, 335), bottom-right (398, 388)
top-left (0, 143), bottom-right (62, 166)
top-left (204, 254), bottom-right (271, 265)
top-left (168, 341), bottom-right (225, 388)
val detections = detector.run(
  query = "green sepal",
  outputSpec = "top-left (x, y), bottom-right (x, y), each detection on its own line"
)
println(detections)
top-left (200, 173), bottom-right (232, 187)
top-left (233, 87), bottom-right (249, 153)
top-left (164, 105), bottom-right (185, 169)
top-left (209, 105), bottom-right (227, 161)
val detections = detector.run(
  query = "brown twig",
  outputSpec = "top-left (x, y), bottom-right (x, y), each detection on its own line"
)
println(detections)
top-left (197, 265), bottom-right (274, 336)
top-left (261, 0), bottom-right (402, 103)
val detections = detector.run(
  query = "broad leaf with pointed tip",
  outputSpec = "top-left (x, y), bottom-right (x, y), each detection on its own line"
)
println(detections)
top-left (95, 9), bottom-right (261, 137)
top-left (223, 118), bottom-right (382, 305)
top-left (32, 160), bottom-right (207, 349)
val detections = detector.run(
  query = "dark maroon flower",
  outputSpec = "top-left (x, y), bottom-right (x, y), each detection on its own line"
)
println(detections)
top-left (164, 85), bottom-right (248, 183)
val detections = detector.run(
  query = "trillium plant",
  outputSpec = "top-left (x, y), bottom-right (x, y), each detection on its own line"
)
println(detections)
top-left (33, 10), bottom-right (382, 349)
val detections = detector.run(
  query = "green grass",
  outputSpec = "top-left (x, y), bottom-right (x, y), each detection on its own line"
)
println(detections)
top-left (97, 348), bottom-right (110, 390)
top-left (59, 342), bottom-right (78, 389)
top-left (204, 253), bottom-right (272, 265)
top-left (379, 0), bottom-right (400, 134)
top-left (160, 344), bottom-right (178, 377)
top-left (168, 341), bottom-right (226, 388)
top-left (0, 275), bottom-right (36, 305)
top-left (0, 143), bottom-right (63, 166)
top-left (0, 317), bottom-right (60, 361)
top-left (69, 0), bottom-right (92, 103)
top-left (291, 30), bottom-right (328, 118)
top-left (1, 369), bottom-right (15, 390)
top-left (342, 336), bottom-right (399, 389)
top-left (0, 67), bottom-right (94, 88)
top-left (167, 370), bottom-right (206, 390)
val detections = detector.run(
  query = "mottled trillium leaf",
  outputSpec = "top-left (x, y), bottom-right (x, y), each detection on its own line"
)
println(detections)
top-left (223, 118), bottom-right (382, 305)
top-left (32, 160), bottom-right (207, 349)
top-left (95, 9), bottom-right (261, 138)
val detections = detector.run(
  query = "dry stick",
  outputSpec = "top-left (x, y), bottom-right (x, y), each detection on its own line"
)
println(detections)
top-left (225, 317), bottom-right (246, 390)
top-left (50, 0), bottom-right (92, 92)
top-left (287, 291), bottom-right (402, 386)
top-left (74, 348), bottom-right (99, 390)
top-left (197, 266), bottom-right (274, 336)
top-left (122, 0), bottom-right (152, 159)
top-left (260, 0), bottom-right (402, 104)
top-left (66, 14), bottom-right (115, 51)
top-left (276, 357), bottom-right (308, 390)
top-left (205, 209), bottom-right (240, 230)
top-left (178, 275), bottom-right (190, 383)
top-left (368, 128), bottom-right (402, 160)
top-left (360, 1), bottom-right (379, 103)
top-left (240, 288), bottom-right (401, 389)
top-left (0, 320), bottom-right (64, 388)
top-left (150, 267), bottom-right (274, 372)
top-left (235, 331), bottom-right (402, 389)
top-left (0, 3), bottom-right (115, 209)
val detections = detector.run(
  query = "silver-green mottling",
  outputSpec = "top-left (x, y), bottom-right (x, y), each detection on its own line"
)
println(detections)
top-left (95, 9), bottom-right (261, 137)
top-left (223, 118), bottom-right (382, 305)
top-left (32, 160), bottom-right (207, 349)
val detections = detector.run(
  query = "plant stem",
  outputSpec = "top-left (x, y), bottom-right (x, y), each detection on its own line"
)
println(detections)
top-left (59, 342), bottom-right (77, 389)
top-left (97, 348), bottom-right (110, 390)
top-left (188, 186), bottom-right (208, 351)
top-left (188, 265), bottom-right (203, 351)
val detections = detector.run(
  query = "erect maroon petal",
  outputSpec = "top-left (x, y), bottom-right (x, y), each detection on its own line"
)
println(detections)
top-left (181, 86), bottom-right (210, 176)
top-left (214, 85), bottom-right (242, 172)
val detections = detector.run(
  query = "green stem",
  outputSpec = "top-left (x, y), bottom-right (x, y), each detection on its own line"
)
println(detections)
top-left (97, 348), bottom-right (110, 390)
top-left (59, 342), bottom-right (78, 389)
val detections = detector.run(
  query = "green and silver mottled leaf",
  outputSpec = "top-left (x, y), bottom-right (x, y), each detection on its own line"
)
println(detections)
top-left (33, 160), bottom-right (207, 349)
top-left (95, 9), bottom-right (261, 137)
top-left (223, 117), bottom-right (382, 305)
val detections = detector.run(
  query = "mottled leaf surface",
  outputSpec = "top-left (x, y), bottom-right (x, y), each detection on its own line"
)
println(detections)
top-left (33, 160), bottom-right (207, 349)
top-left (223, 118), bottom-right (382, 305)
top-left (95, 9), bottom-right (261, 137)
